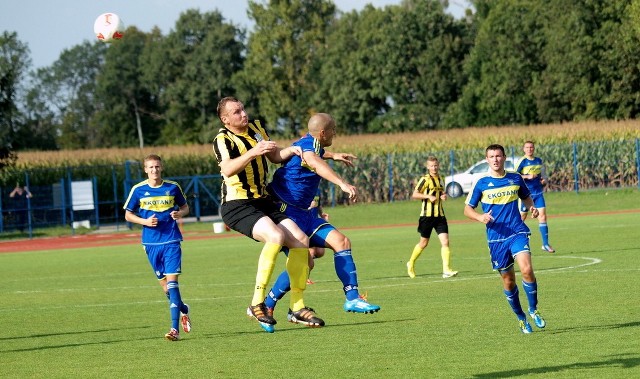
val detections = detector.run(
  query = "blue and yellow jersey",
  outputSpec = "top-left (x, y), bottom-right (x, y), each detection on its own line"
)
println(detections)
top-left (268, 133), bottom-right (323, 209)
top-left (465, 172), bottom-right (531, 242)
top-left (212, 120), bottom-right (270, 202)
top-left (414, 174), bottom-right (446, 217)
top-left (516, 156), bottom-right (544, 194)
top-left (123, 179), bottom-right (187, 245)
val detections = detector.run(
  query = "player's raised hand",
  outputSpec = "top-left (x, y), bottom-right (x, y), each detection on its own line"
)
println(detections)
top-left (333, 153), bottom-right (357, 167)
top-left (339, 182), bottom-right (358, 202)
top-left (252, 140), bottom-right (277, 156)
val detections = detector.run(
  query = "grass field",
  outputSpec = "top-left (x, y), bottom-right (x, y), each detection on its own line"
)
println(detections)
top-left (2, 190), bottom-right (640, 378)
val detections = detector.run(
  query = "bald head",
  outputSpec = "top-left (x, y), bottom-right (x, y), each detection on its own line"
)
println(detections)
top-left (308, 113), bottom-right (337, 147)
top-left (308, 113), bottom-right (335, 135)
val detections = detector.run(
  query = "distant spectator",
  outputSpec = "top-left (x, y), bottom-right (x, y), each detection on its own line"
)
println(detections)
top-left (9, 185), bottom-right (32, 232)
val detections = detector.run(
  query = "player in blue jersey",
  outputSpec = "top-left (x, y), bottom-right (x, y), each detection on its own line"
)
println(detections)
top-left (123, 154), bottom-right (192, 341)
top-left (464, 144), bottom-right (546, 334)
top-left (516, 141), bottom-right (555, 253)
top-left (264, 113), bottom-right (380, 329)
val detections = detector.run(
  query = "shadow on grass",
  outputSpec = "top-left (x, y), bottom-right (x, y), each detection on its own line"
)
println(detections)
top-left (0, 326), bottom-right (155, 353)
top-left (207, 317), bottom-right (414, 337)
top-left (0, 326), bottom-right (153, 341)
top-left (545, 320), bottom-right (640, 335)
top-left (470, 353), bottom-right (640, 378)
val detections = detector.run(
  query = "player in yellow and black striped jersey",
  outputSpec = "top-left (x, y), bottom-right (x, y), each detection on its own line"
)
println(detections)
top-left (213, 119), bottom-right (270, 202)
top-left (406, 156), bottom-right (458, 279)
top-left (212, 96), bottom-right (324, 332)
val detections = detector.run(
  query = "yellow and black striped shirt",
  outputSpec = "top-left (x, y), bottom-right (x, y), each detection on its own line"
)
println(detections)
top-left (414, 174), bottom-right (446, 217)
top-left (212, 120), bottom-right (270, 203)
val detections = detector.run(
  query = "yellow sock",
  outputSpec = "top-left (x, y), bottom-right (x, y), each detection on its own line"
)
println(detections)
top-left (441, 246), bottom-right (452, 272)
top-left (409, 244), bottom-right (424, 264)
top-left (251, 242), bottom-right (281, 305)
top-left (287, 247), bottom-right (309, 312)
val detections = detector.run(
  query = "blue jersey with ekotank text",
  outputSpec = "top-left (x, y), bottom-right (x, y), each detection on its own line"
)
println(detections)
top-left (123, 179), bottom-right (187, 245)
top-left (465, 172), bottom-right (532, 243)
top-left (516, 156), bottom-right (545, 194)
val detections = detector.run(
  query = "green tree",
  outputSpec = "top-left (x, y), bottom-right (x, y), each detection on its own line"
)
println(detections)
top-left (24, 41), bottom-right (105, 149)
top-left (94, 27), bottom-right (158, 148)
top-left (0, 31), bottom-right (31, 154)
top-left (313, 5), bottom-right (394, 134)
top-left (374, 0), bottom-right (472, 132)
top-left (535, 0), bottom-right (640, 122)
top-left (143, 10), bottom-right (245, 144)
top-left (446, 0), bottom-right (546, 127)
top-left (243, 0), bottom-right (336, 136)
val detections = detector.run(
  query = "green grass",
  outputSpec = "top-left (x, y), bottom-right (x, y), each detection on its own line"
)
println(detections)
top-left (2, 189), bottom-right (640, 378)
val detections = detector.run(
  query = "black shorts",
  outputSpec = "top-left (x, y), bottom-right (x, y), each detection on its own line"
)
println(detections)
top-left (417, 216), bottom-right (448, 238)
top-left (221, 197), bottom-right (288, 240)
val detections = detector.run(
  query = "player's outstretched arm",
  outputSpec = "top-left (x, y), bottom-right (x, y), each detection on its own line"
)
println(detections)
top-left (303, 151), bottom-right (357, 201)
top-left (267, 145), bottom-right (301, 164)
top-left (323, 151), bottom-right (356, 167)
top-left (219, 140), bottom-right (277, 177)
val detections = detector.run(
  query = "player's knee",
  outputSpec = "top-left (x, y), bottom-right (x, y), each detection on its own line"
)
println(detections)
top-left (336, 234), bottom-right (351, 250)
top-left (311, 248), bottom-right (325, 259)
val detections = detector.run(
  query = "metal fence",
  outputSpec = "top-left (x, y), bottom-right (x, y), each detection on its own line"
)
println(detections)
top-left (0, 161), bottom-right (223, 238)
top-left (1, 139), bottom-right (638, 237)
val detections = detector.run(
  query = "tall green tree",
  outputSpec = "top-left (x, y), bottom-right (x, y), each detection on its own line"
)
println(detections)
top-left (0, 31), bottom-right (31, 154)
top-left (143, 10), bottom-right (245, 144)
top-left (374, 0), bottom-right (472, 132)
top-left (446, 0), bottom-right (546, 127)
top-left (534, 0), bottom-right (640, 122)
top-left (313, 5), bottom-right (395, 134)
top-left (94, 27), bottom-right (158, 148)
top-left (24, 41), bottom-right (105, 149)
top-left (243, 0), bottom-right (336, 136)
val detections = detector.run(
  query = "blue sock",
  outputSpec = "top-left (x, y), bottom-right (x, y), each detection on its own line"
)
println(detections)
top-left (264, 270), bottom-right (291, 309)
top-left (504, 286), bottom-right (526, 320)
top-left (539, 223), bottom-right (549, 246)
top-left (167, 281), bottom-right (182, 330)
top-left (166, 290), bottom-right (188, 314)
top-left (334, 249), bottom-right (359, 301)
top-left (522, 280), bottom-right (538, 313)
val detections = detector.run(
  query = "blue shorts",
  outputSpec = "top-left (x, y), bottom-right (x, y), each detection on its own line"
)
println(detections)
top-left (519, 192), bottom-right (546, 212)
top-left (488, 233), bottom-right (531, 272)
top-left (144, 242), bottom-right (182, 279)
top-left (279, 202), bottom-right (333, 248)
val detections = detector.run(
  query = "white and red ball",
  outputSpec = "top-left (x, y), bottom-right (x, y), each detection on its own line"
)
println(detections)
top-left (94, 13), bottom-right (124, 43)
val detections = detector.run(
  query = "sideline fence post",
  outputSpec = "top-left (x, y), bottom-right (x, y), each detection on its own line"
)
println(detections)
top-left (387, 153), bottom-right (394, 203)
top-left (194, 176), bottom-right (201, 221)
top-left (448, 149), bottom-right (455, 178)
top-left (68, 167), bottom-right (75, 236)
top-left (572, 143), bottom-right (579, 193)
top-left (636, 138), bottom-right (640, 190)
top-left (93, 176), bottom-right (99, 229)
top-left (60, 178), bottom-right (67, 226)
top-left (26, 172), bottom-right (33, 239)
top-left (0, 187), bottom-right (3, 233)
top-left (112, 166), bottom-right (120, 231)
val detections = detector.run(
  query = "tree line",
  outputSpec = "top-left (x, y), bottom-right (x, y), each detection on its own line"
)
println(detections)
top-left (2, 0), bottom-right (640, 163)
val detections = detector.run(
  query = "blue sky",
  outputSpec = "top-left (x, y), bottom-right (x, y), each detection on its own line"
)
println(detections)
top-left (1, 0), bottom-right (469, 70)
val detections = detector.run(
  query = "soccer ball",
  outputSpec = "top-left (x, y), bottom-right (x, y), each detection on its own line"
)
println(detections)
top-left (94, 13), bottom-right (124, 43)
